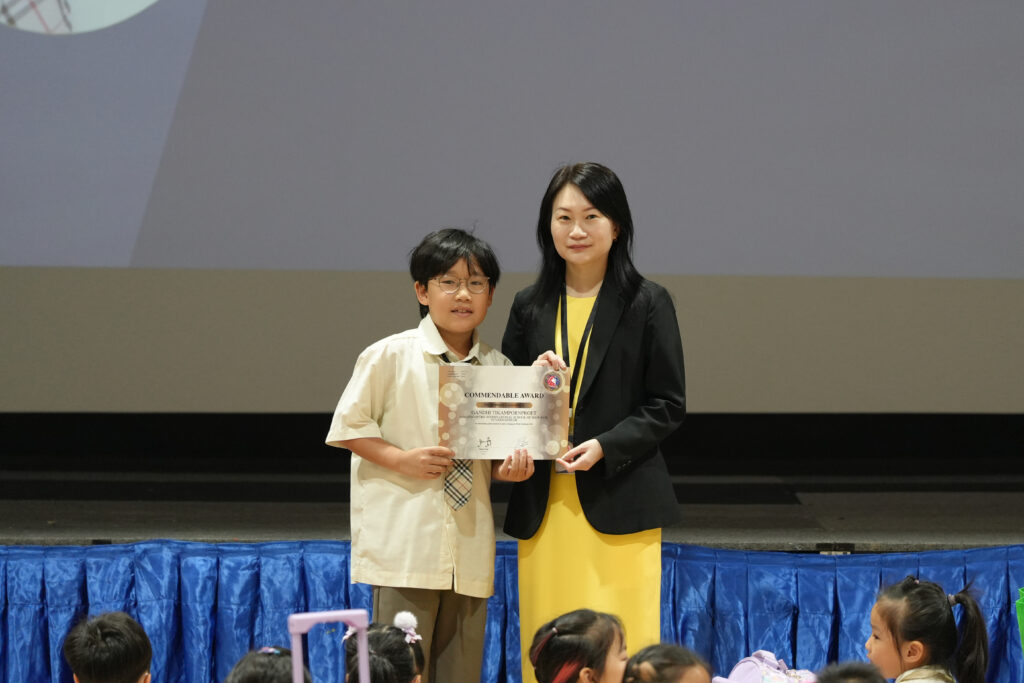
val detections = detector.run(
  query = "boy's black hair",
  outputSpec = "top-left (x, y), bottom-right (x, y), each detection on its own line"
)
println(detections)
top-left (345, 622), bottom-right (425, 683)
top-left (224, 646), bottom-right (312, 683)
top-left (815, 662), bottom-right (886, 683)
top-left (409, 228), bottom-right (501, 318)
top-left (62, 611), bottom-right (152, 683)
top-left (624, 643), bottom-right (711, 683)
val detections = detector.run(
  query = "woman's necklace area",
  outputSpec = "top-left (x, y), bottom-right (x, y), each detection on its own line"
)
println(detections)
top-left (564, 263), bottom-right (605, 297)
top-left (564, 274), bottom-right (603, 298)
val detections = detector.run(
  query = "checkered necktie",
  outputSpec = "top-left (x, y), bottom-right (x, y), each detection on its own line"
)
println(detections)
top-left (444, 458), bottom-right (473, 510)
top-left (443, 352), bottom-right (475, 510)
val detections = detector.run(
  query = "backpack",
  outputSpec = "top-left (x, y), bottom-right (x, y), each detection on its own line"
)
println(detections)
top-left (712, 650), bottom-right (818, 683)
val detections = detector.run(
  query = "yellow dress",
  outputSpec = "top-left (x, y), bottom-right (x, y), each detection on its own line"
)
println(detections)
top-left (517, 294), bottom-right (662, 683)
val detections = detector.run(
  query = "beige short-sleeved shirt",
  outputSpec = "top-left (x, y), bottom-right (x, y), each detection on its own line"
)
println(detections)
top-left (326, 315), bottom-right (512, 598)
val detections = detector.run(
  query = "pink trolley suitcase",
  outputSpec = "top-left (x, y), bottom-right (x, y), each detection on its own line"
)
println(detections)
top-left (288, 608), bottom-right (371, 683)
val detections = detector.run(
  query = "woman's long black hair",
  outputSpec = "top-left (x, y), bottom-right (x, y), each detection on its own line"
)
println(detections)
top-left (527, 162), bottom-right (644, 312)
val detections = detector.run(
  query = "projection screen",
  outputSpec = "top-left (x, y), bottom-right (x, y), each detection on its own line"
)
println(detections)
top-left (2, 0), bottom-right (1021, 413)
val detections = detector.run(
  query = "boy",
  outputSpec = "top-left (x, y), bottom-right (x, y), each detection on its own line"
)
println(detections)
top-left (62, 611), bottom-right (152, 683)
top-left (326, 228), bottom-right (533, 683)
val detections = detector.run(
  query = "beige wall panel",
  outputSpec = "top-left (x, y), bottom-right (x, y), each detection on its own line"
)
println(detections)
top-left (2, 267), bottom-right (1021, 413)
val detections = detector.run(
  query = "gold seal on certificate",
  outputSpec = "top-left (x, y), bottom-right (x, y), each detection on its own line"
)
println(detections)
top-left (438, 365), bottom-right (571, 460)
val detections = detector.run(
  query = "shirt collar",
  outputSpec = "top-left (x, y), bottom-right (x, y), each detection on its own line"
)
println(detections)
top-left (895, 666), bottom-right (954, 683)
top-left (418, 314), bottom-right (481, 363)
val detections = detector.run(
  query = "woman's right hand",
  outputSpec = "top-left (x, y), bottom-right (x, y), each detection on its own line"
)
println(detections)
top-left (532, 350), bottom-right (567, 370)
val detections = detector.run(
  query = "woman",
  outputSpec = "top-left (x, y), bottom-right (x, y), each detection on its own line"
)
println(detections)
top-left (503, 162), bottom-right (686, 682)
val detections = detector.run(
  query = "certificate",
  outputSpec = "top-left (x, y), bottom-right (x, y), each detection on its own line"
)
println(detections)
top-left (438, 365), bottom-right (570, 460)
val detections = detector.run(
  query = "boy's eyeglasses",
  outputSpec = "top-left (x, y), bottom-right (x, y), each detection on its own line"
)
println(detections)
top-left (431, 276), bottom-right (490, 295)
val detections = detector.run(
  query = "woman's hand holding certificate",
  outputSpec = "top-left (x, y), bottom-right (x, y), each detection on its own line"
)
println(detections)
top-left (531, 350), bottom-right (567, 370)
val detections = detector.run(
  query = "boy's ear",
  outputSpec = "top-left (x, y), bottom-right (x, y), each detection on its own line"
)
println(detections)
top-left (578, 666), bottom-right (598, 683)
top-left (414, 281), bottom-right (429, 307)
top-left (903, 640), bottom-right (926, 667)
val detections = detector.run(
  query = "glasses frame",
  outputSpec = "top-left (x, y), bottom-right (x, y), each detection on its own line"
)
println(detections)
top-left (431, 276), bottom-right (491, 295)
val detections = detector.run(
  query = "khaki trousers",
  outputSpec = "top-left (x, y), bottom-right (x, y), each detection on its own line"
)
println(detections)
top-left (373, 585), bottom-right (487, 683)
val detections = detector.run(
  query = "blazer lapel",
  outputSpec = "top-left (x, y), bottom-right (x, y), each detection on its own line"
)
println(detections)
top-left (576, 278), bottom-right (626, 404)
top-left (532, 294), bottom-right (559, 359)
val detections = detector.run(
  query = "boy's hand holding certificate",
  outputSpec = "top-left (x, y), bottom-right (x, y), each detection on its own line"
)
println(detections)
top-left (438, 366), bottom-right (571, 460)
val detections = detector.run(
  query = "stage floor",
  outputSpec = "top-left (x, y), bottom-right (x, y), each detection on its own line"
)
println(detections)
top-left (3, 474), bottom-right (1023, 552)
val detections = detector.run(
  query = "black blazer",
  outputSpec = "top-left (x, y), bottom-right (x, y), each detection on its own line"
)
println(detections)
top-left (501, 277), bottom-right (686, 537)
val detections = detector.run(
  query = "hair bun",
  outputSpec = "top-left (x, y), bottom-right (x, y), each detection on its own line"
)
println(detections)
top-left (393, 611), bottom-right (418, 630)
top-left (393, 611), bottom-right (423, 643)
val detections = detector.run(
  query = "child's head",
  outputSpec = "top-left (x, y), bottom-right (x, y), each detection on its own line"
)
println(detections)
top-left (62, 611), bottom-right (152, 683)
top-left (529, 608), bottom-right (627, 683)
top-left (624, 644), bottom-right (710, 683)
top-left (224, 646), bottom-right (312, 683)
top-left (866, 575), bottom-right (989, 683)
top-left (345, 611), bottom-right (425, 683)
top-left (815, 661), bottom-right (886, 683)
top-left (409, 227), bottom-right (500, 326)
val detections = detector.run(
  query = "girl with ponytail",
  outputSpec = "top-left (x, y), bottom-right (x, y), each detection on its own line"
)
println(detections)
top-left (345, 612), bottom-right (425, 683)
top-left (865, 575), bottom-right (989, 683)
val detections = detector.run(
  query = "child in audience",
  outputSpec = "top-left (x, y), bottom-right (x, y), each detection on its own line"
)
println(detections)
top-left (62, 611), bottom-right (152, 683)
top-left (865, 575), bottom-right (989, 683)
top-left (224, 646), bottom-right (312, 683)
top-left (345, 611), bottom-right (426, 683)
top-left (624, 644), bottom-right (711, 683)
top-left (529, 608), bottom-right (628, 683)
top-left (816, 662), bottom-right (886, 683)
top-left (326, 228), bottom-right (533, 682)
